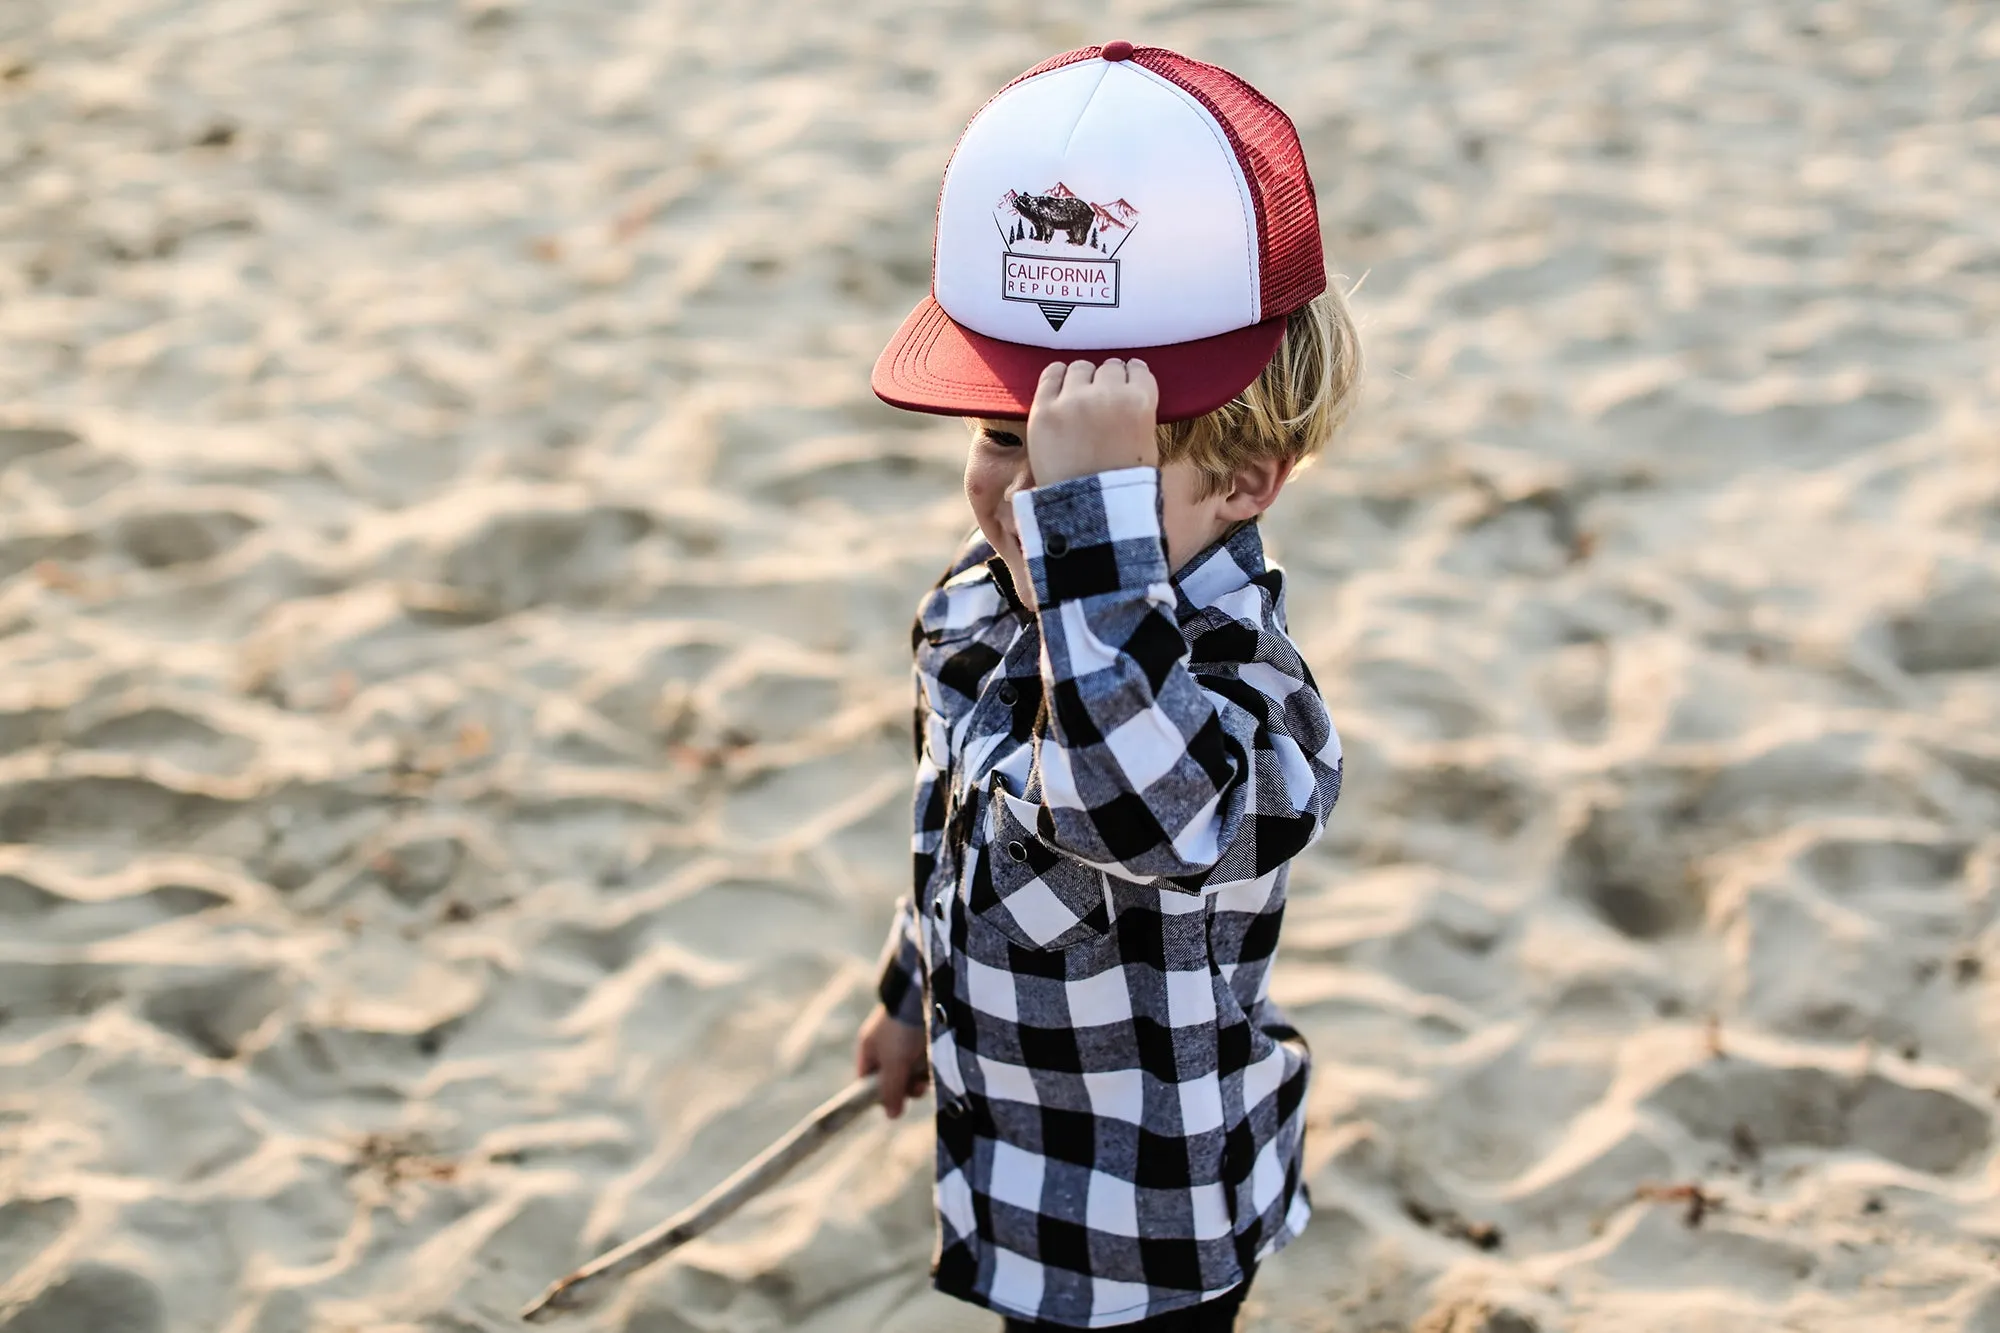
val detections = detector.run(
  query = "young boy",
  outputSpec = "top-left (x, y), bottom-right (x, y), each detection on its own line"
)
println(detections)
top-left (856, 41), bottom-right (1360, 1331)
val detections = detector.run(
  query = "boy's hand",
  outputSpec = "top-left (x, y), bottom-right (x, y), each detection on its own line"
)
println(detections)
top-left (1026, 358), bottom-right (1160, 488)
top-left (855, 1003), bottom-right (929, 1119)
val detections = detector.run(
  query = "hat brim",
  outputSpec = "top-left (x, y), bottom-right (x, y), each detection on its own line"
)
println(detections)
top-left (871, 296), bottom-right (1287, 425)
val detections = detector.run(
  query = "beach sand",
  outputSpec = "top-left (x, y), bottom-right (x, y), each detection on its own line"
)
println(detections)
top-left (1, 1), bottom-right (1997, 1330)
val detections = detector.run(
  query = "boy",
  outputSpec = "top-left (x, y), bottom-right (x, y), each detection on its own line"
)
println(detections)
top-left (856, 41), bottom-right (1360, 1332)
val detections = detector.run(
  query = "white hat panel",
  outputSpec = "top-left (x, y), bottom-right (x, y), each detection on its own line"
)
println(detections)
top-left (933, 59), bottom-right (1260, 351)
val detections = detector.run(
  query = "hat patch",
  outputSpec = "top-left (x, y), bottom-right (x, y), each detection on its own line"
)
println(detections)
top-left (994, 183), bottom-right (1141, 331)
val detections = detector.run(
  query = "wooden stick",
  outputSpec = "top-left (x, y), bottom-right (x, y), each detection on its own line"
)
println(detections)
top-left (520, 1074), bottom-right (886, 1323)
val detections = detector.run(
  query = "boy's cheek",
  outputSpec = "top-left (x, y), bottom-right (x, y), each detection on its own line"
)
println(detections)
top-left (965, 462), bottom-right (1015, 537)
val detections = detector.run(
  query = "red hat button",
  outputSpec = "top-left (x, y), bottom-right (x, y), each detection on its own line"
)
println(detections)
top-left (1101, 40), bottom-right (1134, 61)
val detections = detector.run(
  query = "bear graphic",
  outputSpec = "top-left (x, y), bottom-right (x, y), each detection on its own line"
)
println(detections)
top-left (1011, 193), bottom-right (1096, 246)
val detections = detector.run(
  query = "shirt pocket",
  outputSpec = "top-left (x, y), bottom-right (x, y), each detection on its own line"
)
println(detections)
top-left (970, 784), bottom-right (1112, 951)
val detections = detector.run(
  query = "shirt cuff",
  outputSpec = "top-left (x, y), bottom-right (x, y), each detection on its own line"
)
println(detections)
top-left (1011, 467), bottom-right (1169, 609)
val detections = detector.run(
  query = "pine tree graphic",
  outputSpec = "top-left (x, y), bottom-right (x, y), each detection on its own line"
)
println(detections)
top-left (1089, 226), bottom-right (1098, 249)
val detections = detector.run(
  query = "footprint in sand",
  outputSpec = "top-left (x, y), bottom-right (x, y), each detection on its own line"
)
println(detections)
top-left (0, 869), bottom-right (229, 945)
top-left (108, 506), bottom-right (262, 570)
top-left (0, 773), bottom-right (239, 847)
top-left (1557, 794), bottom-right (1702, 941)
top-left (434, 503), bottom-right (654, 617)
top-left (1886, 557), bottom-right (2000, 675)
top-left (67, 704), bottom-right (258, 774)
top-left (142, 966), bottom-right (288, 1060)
top-left (0, 425), bottom-right (80, 466)
top-left (0, 1197), bottom-right (76, 1290)
top-left (1647, 1057), bottom-right (1991, 1176)
top-left (1, 1263), bottom-right (164, 1333)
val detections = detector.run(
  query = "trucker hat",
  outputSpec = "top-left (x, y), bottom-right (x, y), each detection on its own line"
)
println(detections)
top-left (872, 40), bottom-right (1326, 424)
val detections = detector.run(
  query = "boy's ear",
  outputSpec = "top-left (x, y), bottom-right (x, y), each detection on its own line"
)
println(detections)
top-left (1218, 457), bottom-right (1294, 521)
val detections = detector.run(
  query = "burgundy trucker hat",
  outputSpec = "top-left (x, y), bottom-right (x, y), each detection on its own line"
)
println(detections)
top-left (872, 41), bottom-right (1326, 424)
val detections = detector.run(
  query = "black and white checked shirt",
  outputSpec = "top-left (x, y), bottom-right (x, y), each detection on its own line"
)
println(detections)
top-left (875, 466), bottom-right (1344, 1328)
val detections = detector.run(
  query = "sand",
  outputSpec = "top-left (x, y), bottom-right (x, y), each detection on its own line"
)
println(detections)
top-left (0, 1), bottom-right (1996, 1330)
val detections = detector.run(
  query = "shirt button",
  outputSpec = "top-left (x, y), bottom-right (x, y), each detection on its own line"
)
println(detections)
top-left (933, 898), bottom-right (947, 920)
top-left (1045, 533), bottom-right (1069, 557)
top-left (933, 1001), bottom-right (949, 1028)
top-left (996, 681), bottom-right (1018, 706)
top-left (1006, 840), bottom-right (1028, 863)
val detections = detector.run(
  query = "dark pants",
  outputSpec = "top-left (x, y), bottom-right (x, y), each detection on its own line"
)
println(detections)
top-left (1001, 1268), bottom-right (1256, 1333)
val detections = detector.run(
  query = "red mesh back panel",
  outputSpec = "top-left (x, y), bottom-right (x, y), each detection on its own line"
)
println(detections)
top-left (1131, 48), bottom-right (1326, 319)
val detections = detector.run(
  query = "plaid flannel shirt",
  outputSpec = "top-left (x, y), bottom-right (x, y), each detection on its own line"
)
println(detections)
top-left (874, 466), bottom-right (1343, 1329)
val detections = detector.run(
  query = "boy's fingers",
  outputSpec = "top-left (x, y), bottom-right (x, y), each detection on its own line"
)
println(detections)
top-left (1062, 359), bottom-right (1096, 390)
top-left (1030, 360), bottom-right (1067, 413)
top-left (1095, 357), bottom-right (1126, 385)
top-left (880, 1063), bottom-right (908, 1118)
top-left (1121, 357), bottom-right (1158, 408)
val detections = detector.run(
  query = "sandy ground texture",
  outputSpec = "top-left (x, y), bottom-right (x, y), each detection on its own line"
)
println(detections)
top-left (1, 0), bottom-right (1997, 1330)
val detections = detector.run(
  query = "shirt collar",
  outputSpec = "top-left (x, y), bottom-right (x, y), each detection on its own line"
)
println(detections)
top-left (984, 553), bottom-right (1030, 619)
top-left (1171, 519), bottom-right (1269, 618)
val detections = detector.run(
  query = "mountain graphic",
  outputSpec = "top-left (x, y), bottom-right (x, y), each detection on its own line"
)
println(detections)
top-left (993, 182), bottom-right (1144, 296)
top-left (995, 186), bottom-right (1139, 239)
top-left (1090, 203), bottom-right (1130, 232)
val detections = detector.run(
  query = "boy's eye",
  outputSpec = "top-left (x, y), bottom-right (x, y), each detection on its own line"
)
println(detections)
top-left (982, 429), bottom-right (1024, 449)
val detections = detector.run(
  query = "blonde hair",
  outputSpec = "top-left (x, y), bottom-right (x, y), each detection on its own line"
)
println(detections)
top-left (1158, 285), bottom-right (1363, 499)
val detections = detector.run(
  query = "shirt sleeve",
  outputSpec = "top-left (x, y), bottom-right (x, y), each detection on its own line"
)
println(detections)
top-left (873, 895), bottom-right (927, 1025)
top-left (1011, 467), bottom-right (1343, 892)
top-left (879, 655), bottom-right (948, 1025)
